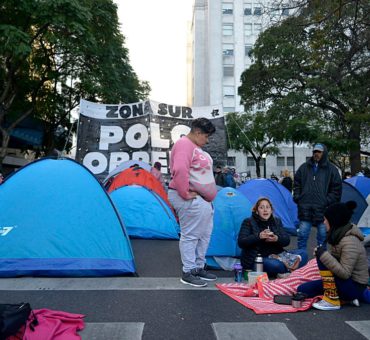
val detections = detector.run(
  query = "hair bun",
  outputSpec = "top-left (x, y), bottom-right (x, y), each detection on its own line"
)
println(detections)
top-left (345, 200), bottom-right (357, 211)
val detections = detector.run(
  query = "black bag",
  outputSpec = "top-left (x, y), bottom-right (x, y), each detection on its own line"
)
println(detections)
top-left (0, 303), bottom-right (32, 340)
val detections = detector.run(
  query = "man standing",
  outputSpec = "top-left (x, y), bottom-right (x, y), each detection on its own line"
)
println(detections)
top-left (214, 165), bottom-right (225, 187)
top-left (168, 118), bottom-right (217, 287)
top-left (294, 143), bottom-right (342, 250)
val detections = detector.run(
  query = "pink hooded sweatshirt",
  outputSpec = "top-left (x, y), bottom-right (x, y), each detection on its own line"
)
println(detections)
top-left (169, 136), bottom-right (217, 202)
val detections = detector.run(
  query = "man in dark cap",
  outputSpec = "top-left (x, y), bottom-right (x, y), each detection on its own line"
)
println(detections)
top-left (294, 143), bottom-right (342, 250)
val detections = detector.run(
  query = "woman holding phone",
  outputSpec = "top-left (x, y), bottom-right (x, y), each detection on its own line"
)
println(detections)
top-left (238, 197), bottom-right (307, 277)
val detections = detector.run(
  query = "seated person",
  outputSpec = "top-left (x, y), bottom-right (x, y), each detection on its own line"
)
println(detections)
top-left (297, 201), bottom-right (370, 310)
top-left (238, 197), bottom-right (307, 277)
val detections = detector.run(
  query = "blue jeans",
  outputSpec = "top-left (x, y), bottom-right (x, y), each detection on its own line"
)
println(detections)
top-left (262, 249), bottom-right (308, 275)
top-left (297, 221), bottom-right (326, 250)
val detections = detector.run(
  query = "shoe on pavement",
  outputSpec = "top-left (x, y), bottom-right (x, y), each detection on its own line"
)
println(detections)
top-left (312, 299), bottom-right (341, 311)
top-left (352, 299), bottom-right (360, 307)
top-left (181, 271), bottom-right (207, 287)
top-left (194, 268), bottom-right (217, 281)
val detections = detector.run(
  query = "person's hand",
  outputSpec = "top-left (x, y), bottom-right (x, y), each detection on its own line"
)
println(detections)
top-left (188, 191), bottom-right (198, 199)
top-left (259, 229), bottom-right (273, 240)
top-left (314, 245), bottom-right (325, 258)
top-left (265, 234), bottom-right (278, 242)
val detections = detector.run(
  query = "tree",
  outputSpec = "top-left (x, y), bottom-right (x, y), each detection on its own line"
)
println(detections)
top-left (225, 111), bottom-right (280, 177)
top-left (0, 0), bottom-right (150, 169)
top-left (238, 0), bottom-right (370, 175)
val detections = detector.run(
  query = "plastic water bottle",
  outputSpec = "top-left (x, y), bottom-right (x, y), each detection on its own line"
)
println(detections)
top-left (255, 254), bottom-right (263, 272)
top-left (233, 263), bottom-right (243, 282)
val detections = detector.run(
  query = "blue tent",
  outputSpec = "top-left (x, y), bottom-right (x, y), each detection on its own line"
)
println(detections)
top-left (341, 181), bottom-right (368, 224)
top-left (345, 176), bottom-right (370, 199)
top-left (0, 158), bottom-right (136, 277)
top-left (110, 186), bottom-right (180, 239)
top-left (238, 179), bottom-right (298, 234)
top-left (207, 188), bottom-right (253, 259)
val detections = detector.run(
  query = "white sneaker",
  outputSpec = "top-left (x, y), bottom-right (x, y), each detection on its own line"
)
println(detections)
top-left (312, 299), bottom-right (341, 311)
top-left (277, 272), bottom-right (291, 279)
top-left (351, 299), bottom-right (360, 307)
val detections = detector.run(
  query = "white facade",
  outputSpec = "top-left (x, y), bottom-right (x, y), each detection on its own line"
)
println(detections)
top-left (189, 0), bottom-right (311, 177)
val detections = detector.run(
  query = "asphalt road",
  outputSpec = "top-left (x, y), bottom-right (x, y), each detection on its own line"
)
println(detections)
top-left (0, 231), bottom-right (369, 340)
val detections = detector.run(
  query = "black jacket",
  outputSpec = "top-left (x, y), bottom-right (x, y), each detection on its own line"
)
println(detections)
top-left (238, 213), bottom-right (290, 270)
top-left (293, 146), bottom-right (342, 225)
top-left (214, 172), bottom-right (225, 187)
top-left (281, 177), bottom-right (293, 192)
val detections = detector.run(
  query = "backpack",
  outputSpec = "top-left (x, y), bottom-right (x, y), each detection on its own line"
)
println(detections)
top-left (0, 303), bottom-right (36, 340)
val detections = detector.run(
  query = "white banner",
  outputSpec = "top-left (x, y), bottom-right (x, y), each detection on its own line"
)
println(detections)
top-left (76, 99), bottom-right (227, 180)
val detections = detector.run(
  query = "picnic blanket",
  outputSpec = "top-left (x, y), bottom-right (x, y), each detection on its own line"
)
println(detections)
top-left (216, 259), bottom-right (321, 314)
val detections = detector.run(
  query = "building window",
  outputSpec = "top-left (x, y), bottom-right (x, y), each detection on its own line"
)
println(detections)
top-left (222, 44), bottom-right (234, 56)
top-left (223, 86), bottom-right (235, 97)
top-left (254, 6), bottom-right (262, 16)
top-left (227, 157), bottom-right (236, 166)
top-left (287, 157), bottom-right (294, 166)
top-left (254, 23), bottom-right (262, 33)
top-left (222, 3), bottom-right (233, 15)
top-left (244, 3), bottom-right (252, 15)
top-left (223, 23), bottom-right (233, 36)
top-left (247, 157), bottom-right (255, 166)
top-left (223, 66), bottom-right (234, 77)
top-left (277, 157), bottom-right (285, 167)
top-left (223, 107), bottom-right (235, 113)
top-left (271, 8), bottom-right (279, 17)
top-left (282, 7), bottom-right (290, 16)
top-left (245, 44), bottom-right (253, 57)
top-left (244, 23), bottom-right (253, 36)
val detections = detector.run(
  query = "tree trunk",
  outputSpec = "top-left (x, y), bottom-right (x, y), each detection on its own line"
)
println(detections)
top-left (348, 122), bottom-right (362, 175)
top-left (0, 130), bottom-right (10, 172)
top-left (255, 159), bottom-right (261, 178)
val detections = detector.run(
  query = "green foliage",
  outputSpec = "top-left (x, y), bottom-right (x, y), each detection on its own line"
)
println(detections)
top-left (0, 0), bottom-right (150, 162)
top-left (238, 0), bottom-right (370, 173)
top-left (225, 111), bottom-right (280, 177)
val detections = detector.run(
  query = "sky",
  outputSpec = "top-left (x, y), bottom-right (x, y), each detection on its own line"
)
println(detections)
top-left (115, 0), bottom-right (193, 105)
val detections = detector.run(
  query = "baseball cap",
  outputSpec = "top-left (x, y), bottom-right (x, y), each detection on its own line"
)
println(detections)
top-left (313, 143), bottom-right (324, 152)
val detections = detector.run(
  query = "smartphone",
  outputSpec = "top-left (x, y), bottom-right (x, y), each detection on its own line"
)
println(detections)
top-left (273, 295), bottom-right (293, 305)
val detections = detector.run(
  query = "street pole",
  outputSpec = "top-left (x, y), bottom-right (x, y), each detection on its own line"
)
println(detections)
top-left (292, 142), bottom-right (296, 175)
top-left (262, 153), bottom-right (267, 178)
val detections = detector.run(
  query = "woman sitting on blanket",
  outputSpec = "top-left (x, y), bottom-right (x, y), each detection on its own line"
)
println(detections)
top-left (238, 197), bottom-right (308, 277)
top-left (297, 201), bottom-right (370, 311)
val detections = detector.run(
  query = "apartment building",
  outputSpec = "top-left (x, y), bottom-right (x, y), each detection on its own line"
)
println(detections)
top-left (189, 0), bottom-right (313, 177)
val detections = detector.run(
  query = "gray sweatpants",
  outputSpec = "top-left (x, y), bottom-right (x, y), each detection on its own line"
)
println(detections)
top-left (168, 190), bottom-right (214, 273)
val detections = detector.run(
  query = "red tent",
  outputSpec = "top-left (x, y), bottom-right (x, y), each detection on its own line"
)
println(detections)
top-left (107, 166), bottom-right (172, 210)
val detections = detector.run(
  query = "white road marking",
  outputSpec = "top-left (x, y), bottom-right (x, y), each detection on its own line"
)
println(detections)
top-left (81, 322), bottom-right (144, 340)
top-left (346, 320), bottom-right (370, 339)
top-left (0, 277), bottom-right (232, 290)
top-left (212, 322), bottom-right (297, 340)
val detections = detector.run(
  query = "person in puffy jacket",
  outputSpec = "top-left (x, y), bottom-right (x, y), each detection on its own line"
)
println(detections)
top-left (238, 197), bottom-right (307, 276)
top-left (297, 201), bottom-right (370, 310)
top-left (294, 143), bottom-right (342, 250)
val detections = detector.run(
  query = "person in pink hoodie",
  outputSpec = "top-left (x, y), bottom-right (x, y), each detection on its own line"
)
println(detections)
top-left (168, 118), bottom-right (217, 287)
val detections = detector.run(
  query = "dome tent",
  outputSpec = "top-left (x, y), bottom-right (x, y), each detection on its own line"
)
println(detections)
top-left (345, 176), bottom-right (370, 200)
top-left (206, 188), bottom-right (253, 269)
top-left (341, 181), bottom-right (368, 224)
top-left (110, 185), bottom-right (180, 239)
top-left (0, 158), bottom-right (135, 277)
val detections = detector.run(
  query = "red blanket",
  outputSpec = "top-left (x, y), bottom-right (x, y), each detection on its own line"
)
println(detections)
top-left (216, 259), bottom-right (321, 314)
